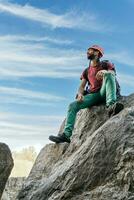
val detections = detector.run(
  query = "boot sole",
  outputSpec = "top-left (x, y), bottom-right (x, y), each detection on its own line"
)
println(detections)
top-left (49, 135), bottom-right (70, 143)
top-left (49, 135), bottom-right (63, 143)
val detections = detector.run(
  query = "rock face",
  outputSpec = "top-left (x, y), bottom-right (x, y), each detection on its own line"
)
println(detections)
top-left (0, 143), bottom-right (14, 199)
top-left (2, 177), bottom-right (26, 200)
top-left (18, 94), bottom-right (134, 200)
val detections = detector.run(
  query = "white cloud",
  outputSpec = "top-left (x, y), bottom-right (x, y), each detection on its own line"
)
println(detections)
top-left (118, 73), bottom-right (134, 87)
top-left (105, 51), bottom-right (134, 67)
top-left (1, 35), bottom-right (134, 82)
top-left (0, 67), bottom-right (81, 79)
top-left (0, 111), bottom-right (64, 152)
top-left (0, 51), bottom-right (80, 65)
top-left (1, 136), bottom-right (50, 153)
top-left (0, 86), bottom-right (66, 107)
top-left (0, 35), bottom-right (73, 45)
top-left (0, 35), bottom-right (134, 82)
top-left (0, 34), bottom-right (85, 79)
top-left (0, 112), bottom-right (64, 124)
top-left (0, 121), bottom-right (56, 135)
top-left (0, 2), bottom-right (107, 31)
top-left (0, 120), bottom-right (58, 149)
top-left (104, 51), bottom-right (134, 90)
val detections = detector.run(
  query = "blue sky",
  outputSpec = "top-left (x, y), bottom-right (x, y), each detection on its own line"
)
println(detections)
top-left (0, 0), bottom-right (134, 152)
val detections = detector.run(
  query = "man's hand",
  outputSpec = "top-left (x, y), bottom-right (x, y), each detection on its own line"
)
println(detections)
top-left (96, 70), bottom-right (108, 80)
top-left (76, 79), bottom-right (87, 102)
top-left (76, 93), bottom-right (84, 102)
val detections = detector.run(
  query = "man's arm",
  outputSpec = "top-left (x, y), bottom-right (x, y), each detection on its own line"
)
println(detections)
top-left (96, 69), bottom-right (115, 80)
top-left (76, 79), bottom-right (87, 102)
top-left (96, 61), bottom-right (116, 80)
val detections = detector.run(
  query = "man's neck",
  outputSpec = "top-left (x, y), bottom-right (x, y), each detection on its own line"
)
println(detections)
top-left (90, 59), bottom-right (100, 67)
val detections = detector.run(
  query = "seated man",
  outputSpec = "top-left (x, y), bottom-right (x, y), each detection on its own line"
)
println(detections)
top-left (49, 45), bottom-right (124, 143)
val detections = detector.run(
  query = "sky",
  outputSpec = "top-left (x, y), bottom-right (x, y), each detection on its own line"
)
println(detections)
top-left (0, 0), bottom-right (134, 153)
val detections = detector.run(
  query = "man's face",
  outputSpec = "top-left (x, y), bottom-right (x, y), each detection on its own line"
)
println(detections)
top-left (87, 48), bottom-right (99, 60)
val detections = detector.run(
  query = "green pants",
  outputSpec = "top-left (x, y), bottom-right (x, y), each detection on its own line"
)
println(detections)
top-left (64, 73), bottom-right (117, 138)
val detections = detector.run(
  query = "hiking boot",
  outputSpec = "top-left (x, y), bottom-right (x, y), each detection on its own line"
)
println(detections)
top-left (49, 133), bottom-right (71, 143)
top-left (107, 102), bottom-right (124, 117)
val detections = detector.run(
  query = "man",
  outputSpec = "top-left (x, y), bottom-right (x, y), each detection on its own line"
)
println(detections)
top-left (49, 45), bottom-right (124, 143)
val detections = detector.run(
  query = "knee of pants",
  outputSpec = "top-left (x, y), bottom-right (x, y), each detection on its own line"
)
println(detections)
top-left (104, 72), bottom-right (115, 80)
top-left (68, 101), bottom-right (80, 112)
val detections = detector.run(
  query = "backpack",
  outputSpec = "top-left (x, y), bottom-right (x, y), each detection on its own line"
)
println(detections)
top-left (84, 60), bottom-right (121, 98)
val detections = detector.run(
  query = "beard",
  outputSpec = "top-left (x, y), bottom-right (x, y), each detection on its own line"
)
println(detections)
top-left (87, 53), bottom-right (96, 60)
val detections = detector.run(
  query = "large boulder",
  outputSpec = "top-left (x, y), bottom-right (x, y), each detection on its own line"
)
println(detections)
top-left (0, 143), bottom-right (14, 199)
top-left (2, 177), bottom-right (26, 200)
top-left (18, 94), bottom-right (134, 200)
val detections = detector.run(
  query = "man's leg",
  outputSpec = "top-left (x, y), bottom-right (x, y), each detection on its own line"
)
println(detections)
top-left (100, 73), bottom-right (116, 106)
top-left (100, 73), bottom-right (124, 116)
top-left (63, 92), bottom-right (101, 138)
top-left (49, 92), bottom-right (101, 143)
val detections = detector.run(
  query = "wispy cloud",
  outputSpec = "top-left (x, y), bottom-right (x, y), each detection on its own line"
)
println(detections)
top-left (0, 121), bottom-right (57, 136)
top-left (0, 34), bottom-right (85, 79)
top-left (0, 2), bottom-right (108, 31)
top-left (0, 35), bottom-right (73, 45)
top-left (105, 51), bottom-right (134, 89)
top-left (0, 34), bottom-right (134, 81)
top-left (0, 112), bottom-right (64, 124)
top-left (0, 119), bottom-right (59, 152)
top-left (0, 67), bottom-right (80, 79)
top-left (118, 73), bottom-right (134, 87)
top-left (0, 86), bottom-right (66, 106)
top-left (0, 111), bottom-right (64, 151)
top-left (106, 51), bottom-right (134, 67)
top-left (0, 51), bottom-right (82, 66)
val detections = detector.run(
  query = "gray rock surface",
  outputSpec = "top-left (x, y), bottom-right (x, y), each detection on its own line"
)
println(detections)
top-left (18, 94), bottom-right (134, 200)
top-left (0, 143), bottom-right (14, 199)
top-left (2, 177), bottom-right (26, 200)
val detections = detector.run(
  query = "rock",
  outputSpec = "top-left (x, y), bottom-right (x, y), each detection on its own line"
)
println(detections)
top-left (18, 94), bottom-right (134, 200)
top-left (2, 177), bottom-right (26, 200)
top-left (0, 143), bottom-right (14, 199)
